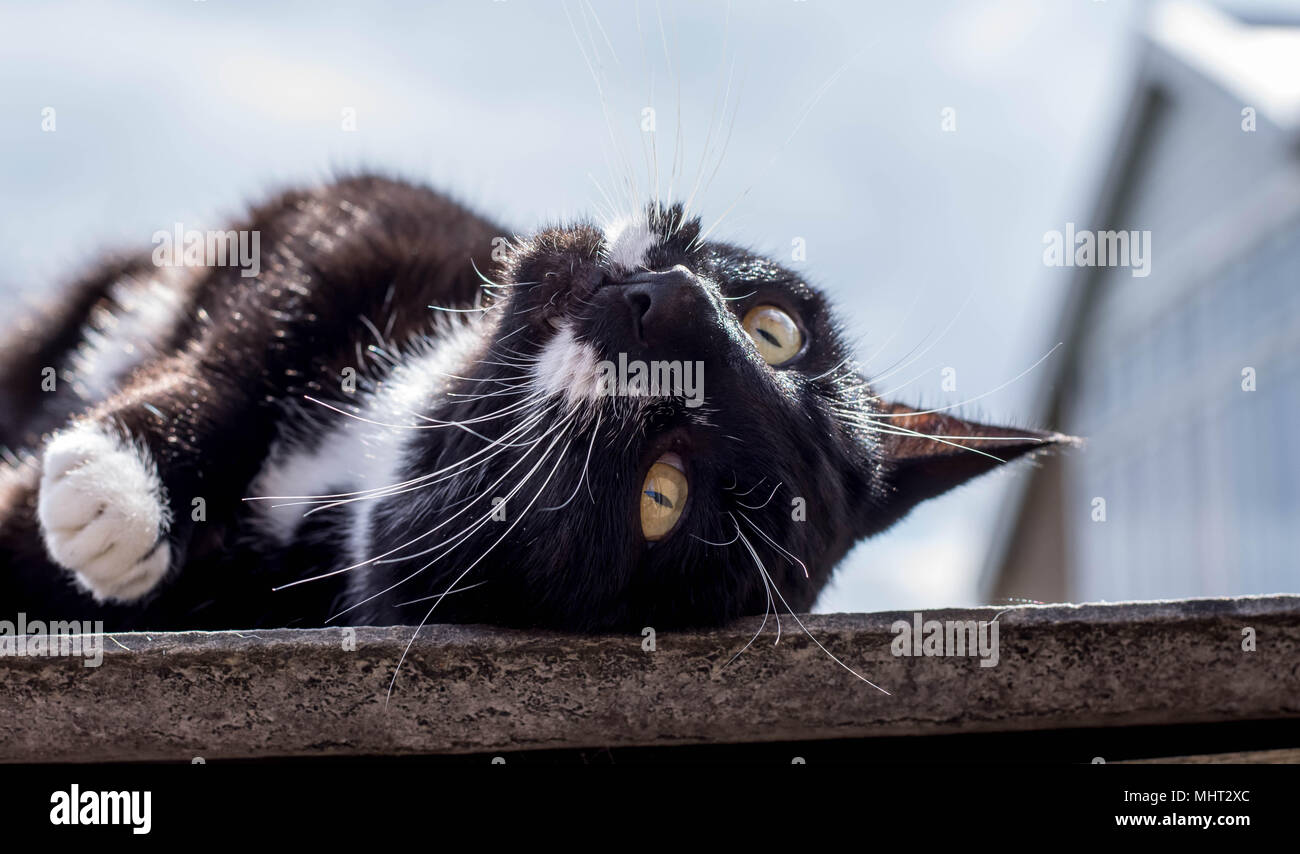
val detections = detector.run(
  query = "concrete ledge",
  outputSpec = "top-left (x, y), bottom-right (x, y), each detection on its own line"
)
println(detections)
top-left (2, 595), bottom-right (1297, 762)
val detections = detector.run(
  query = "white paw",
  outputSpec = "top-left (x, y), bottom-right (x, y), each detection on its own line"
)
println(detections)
top-left (38, 425), bottom-right (172, 602)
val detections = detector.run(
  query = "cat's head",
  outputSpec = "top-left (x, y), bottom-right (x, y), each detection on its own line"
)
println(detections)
top-left (373, 205), bottom-right (1065, 630)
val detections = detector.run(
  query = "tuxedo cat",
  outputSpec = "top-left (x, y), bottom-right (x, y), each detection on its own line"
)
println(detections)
top-left (0, 175), bottom-right (1065, 631)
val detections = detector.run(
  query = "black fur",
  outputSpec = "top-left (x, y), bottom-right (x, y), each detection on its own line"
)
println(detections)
top-left (0, 175), bottom-right (1061, 631)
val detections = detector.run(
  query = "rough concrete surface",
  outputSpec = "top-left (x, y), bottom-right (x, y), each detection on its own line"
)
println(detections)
top-left (1, 595), bottom-right (1297, 762)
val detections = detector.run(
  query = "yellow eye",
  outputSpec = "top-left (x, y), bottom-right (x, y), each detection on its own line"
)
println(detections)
top-left (742, 305), bottom-right (803, 365)
top-left (640, 453), bottom-right (688, 542)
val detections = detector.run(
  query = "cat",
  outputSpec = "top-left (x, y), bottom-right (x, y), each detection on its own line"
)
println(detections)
top-left (0, 174), bottom-right (1066, 632)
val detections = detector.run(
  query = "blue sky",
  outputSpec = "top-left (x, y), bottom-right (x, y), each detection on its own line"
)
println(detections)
top-left (1, 0), bottom-right (1162, 611)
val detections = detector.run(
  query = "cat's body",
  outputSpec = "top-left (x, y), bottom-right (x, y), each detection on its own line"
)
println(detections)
top-left (0, 175), bottom-right (1061, 631)
top-left (0, 177), bottom-right (502, 628)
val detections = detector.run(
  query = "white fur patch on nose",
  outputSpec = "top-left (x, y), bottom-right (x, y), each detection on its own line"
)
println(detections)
top-left (602, 214), bottom-right (659, 274)
top-left (533, 323), bottom-right (599, 405)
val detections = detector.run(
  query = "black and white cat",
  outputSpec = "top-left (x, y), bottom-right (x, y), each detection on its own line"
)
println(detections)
top-left (0, 175), bottom-right (1064, 631)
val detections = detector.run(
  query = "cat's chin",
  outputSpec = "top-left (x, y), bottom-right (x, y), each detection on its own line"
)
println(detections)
top-left (530, 321), bottom-right (603, 407)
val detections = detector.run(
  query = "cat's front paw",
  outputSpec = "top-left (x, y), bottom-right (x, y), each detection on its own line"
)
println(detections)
top-left (38, 425), bottom-right (173, 602)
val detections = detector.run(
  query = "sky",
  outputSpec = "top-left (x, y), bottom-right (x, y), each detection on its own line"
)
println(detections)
top-left (0, 0), bottom-right (1167, 612)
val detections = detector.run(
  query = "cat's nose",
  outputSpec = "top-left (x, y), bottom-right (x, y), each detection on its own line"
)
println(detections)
top-left (617, 265), bottom-right (707, 346)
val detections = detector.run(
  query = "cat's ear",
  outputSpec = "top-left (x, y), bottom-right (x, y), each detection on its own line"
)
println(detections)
top-left (863, 401), bottom-right (1074, 535)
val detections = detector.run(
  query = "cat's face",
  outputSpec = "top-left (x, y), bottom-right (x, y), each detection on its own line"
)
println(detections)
top-left (376, 206), bottom-right (1056, 630)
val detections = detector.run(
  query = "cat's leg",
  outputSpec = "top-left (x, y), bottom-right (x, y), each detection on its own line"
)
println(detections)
top-left (14, 177), bottom-right (504, 607)
top-left (38, 421), bottom-right (172, 600)
top-left (33, 355), bottom-right (269, 603)
top-left (0, 254), bottom-right (156, 450)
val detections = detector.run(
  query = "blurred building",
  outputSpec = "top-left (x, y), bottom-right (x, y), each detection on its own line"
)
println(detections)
top-left (982, 2), bottom-right (1300, 604)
